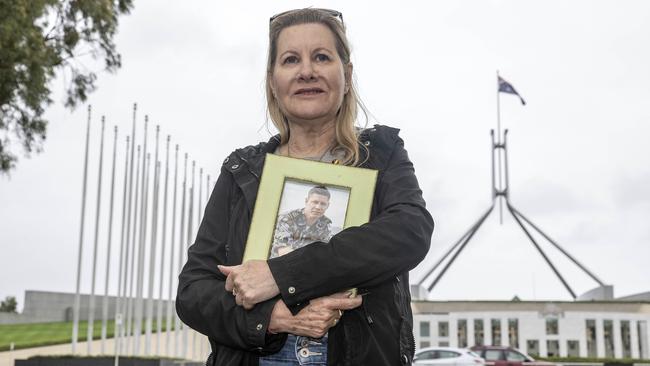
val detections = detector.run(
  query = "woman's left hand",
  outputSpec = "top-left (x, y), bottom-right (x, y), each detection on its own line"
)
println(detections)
top-left (219, 260), bottom-right (280, 309)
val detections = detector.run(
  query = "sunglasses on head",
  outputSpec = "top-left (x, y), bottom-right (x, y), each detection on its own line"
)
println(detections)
top-left (269, 8), bottom-right (344, 25)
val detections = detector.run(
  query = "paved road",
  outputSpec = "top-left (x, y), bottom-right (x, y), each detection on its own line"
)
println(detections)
top-left (0, 329), bottom-right (209, 366)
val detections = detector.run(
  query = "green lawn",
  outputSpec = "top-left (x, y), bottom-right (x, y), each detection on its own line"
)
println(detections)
top-left (0, 319), bottom-right (174, 352)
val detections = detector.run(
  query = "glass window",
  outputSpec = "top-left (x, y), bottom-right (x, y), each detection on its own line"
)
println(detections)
top-left (474, 319), bottom-right (485, 346)
top-left (586, 319), bottom-right (597, 357)
top-left (604, 319), bottom-right (614, 357)
top-left (492, 319), bottom-right (502, 346)
top-left (508, 318), bottom-right (519, 349)
top-left (420, 321), bottom-right (430, 337)
top-left (439, 321), bottom-right (449, 337)
top-left (417, 350), bottom-right (435, 360)
top-left (438, 350), bottom-right (460, 359)
top-left (546, 318), bottom-right (559, 335)
top-left (439, 341), bottom-right (450, 347)
top-left (527, 339), bottom-right (540, 357)
top-left (458, 319), bottom-right (468, 348)
top-left (547, 340), bottom-right (559, 357)
top-left (506, 350), bottom-right (527, 361)
top-left (484, 350), bottom-right (504, 361)
top-left (621, 320), bottom-right (631, 358)
top-left (567, 340), bottom-right (580, 357)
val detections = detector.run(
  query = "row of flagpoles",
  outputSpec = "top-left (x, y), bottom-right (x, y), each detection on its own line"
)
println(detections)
top-left (70, 103), bottom-right (211, 360)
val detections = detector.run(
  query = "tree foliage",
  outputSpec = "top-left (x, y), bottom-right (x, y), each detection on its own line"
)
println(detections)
top-left (0, 296), bottom-right (17, 313)
top-left (0, 0), bottom-right (133, 173)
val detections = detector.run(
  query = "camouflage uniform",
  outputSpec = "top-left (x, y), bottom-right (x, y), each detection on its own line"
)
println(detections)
top-left (270, 208), bottom-right (332, 258)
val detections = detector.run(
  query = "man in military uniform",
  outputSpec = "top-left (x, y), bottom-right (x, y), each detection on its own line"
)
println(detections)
top-left (270, 186), bottom-right (333, 258)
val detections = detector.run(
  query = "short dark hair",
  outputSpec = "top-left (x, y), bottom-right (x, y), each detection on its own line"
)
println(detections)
top-left (307, 185), bottom-right (330, 199)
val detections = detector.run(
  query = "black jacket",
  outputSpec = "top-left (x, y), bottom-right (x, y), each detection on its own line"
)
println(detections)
top-left (176, 125), bottom-right (434, 365)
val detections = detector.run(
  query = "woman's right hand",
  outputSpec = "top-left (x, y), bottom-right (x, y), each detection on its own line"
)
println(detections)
top-left (268, 291), bottom-right (362, 338)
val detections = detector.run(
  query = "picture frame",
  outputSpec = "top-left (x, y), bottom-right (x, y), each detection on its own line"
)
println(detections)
top-left (243, 153), bottom-right (378, 262)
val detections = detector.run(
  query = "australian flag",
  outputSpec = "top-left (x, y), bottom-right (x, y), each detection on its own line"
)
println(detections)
top-left (498, 76), bottom-right (526, 105)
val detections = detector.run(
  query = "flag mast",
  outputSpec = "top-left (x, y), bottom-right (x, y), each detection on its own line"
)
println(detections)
top-left (496, 70), bottom-right (504, 224)
top-left (72, 105), bottom-right (92, 354)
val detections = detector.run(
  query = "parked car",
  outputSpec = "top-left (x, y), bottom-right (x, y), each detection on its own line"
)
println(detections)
top-left (469, 346), bottom-right (555, 366)
top-left (414, 346), bottom-right (486, 365)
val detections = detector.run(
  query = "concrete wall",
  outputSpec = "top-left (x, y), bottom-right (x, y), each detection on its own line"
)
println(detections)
top-left (0, 290), bottom-right (175, 324)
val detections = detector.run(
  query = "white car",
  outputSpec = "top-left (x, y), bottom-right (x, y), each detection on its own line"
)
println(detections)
top-left (413, 347), bottom-right (486, 366)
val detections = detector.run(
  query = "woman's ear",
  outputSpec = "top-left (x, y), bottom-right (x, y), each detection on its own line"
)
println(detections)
top-left (270, 83), bottom-right (276, 98)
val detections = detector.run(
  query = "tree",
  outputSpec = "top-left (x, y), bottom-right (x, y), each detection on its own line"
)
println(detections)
top-left (0, 0), bottom-right (133, 174)
top-left (0, 296), bottom-right (17, 313)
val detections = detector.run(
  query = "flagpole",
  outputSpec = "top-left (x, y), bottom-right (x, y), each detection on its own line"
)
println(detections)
top-left (135, 150), bottom-right (150, 356)
top-left (198, 168), bottom-right (203, 225)
top-left (101, 125), bottom-right (118, 353)
top-left (145, 125), bottom-right (161, 355)
top-left (72, 105), bottom-right (92, 354)
top-left (134, 116), bottom-right (149, 355)
top-left (176, 153), bottom-right (188, 358)
top-left (186, 160), bottom-right (195, 360)
top-left (87, 116), bottom-right (106, 354)
top-left (167, 144), bottom-right (179, 357)
top-left (123, 104), bottom-right (137, 354)
top-left (126, 144), bottom-right (141, 355)
top-left (114, 134), bottom-right (129, 364)
top-left (496, 70), bottom-right (504, 224)
top-left (157, 134), bottom-right (170, 355)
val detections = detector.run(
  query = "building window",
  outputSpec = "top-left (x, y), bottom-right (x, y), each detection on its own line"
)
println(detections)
top-left (639, 321), bottom-right (649, 359)
top-left (621, 320), bottom-right (631, 358)
top-left (420, 341), bottom-right (430, 349)
top-left (546, 318), bottom-right (559, 335)
top-left (508, 318), bottom-right (519, 348)
top-left (492, 319), bottom-right (502, 346)
top-left (604, 319), bottom-right (614, 357)
top-left (439, 341), bottom-right (450, 347)
top-left (439, 321), bottom-right (449, 337)
top-left (474, 319), bottom-right (484, 346)
top-left (420, 321), bottom-right (430, 337)
top-left (547, 340), bottom-right (559, 357)
top-left (527, 340), bottom-right (539, 357)
top-left (567, 340), bottom-right (580, 357)
top-left (586, 319), bottom-right (597, 357)
top-left (458, 319), bottom-right (468, 348)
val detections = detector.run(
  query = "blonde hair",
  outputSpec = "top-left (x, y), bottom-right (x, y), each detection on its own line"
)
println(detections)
top-left (265, 8), bottom-right (368, 166)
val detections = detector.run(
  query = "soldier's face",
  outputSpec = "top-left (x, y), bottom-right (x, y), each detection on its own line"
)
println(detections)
top-left (304, 193), bottom-right (330, 220)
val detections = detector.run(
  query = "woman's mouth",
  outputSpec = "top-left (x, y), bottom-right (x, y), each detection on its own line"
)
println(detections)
top-left (295, 88), bottom-right (325, 95)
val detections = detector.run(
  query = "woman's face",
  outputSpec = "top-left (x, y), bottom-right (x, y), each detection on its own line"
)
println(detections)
top-left (271, 23), bottom-right (351, 126)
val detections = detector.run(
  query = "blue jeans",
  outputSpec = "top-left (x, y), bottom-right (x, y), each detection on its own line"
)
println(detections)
top-left (259, 334), bottom-right (327, 365)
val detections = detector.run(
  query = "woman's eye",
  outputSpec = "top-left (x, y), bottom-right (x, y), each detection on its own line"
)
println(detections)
top-left (283, 56), bottom-right (299, 64)
top-left (315, 54), bottom-right (330, 62)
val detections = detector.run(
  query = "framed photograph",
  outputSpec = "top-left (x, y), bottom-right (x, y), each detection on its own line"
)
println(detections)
top-left (243, 153), bottom-right (378, 262)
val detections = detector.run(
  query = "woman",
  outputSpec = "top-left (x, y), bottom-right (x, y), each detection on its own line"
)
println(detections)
top-left (176, 8), bottom-right (434, 366)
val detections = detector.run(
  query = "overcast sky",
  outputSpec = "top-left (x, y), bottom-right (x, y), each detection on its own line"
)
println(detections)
top-left (1, 0), bottom-right (649, 311)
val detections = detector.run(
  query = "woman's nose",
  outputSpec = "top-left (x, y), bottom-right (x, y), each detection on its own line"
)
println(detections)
top-left (297, 60), bottom-right (317, 81)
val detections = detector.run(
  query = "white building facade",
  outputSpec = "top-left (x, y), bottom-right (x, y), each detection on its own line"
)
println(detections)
top-left (412, 301), bottom-right (650, 359)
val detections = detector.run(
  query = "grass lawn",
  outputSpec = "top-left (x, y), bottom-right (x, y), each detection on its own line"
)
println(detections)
top-left (0, 319), bottom-right (174, 352)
